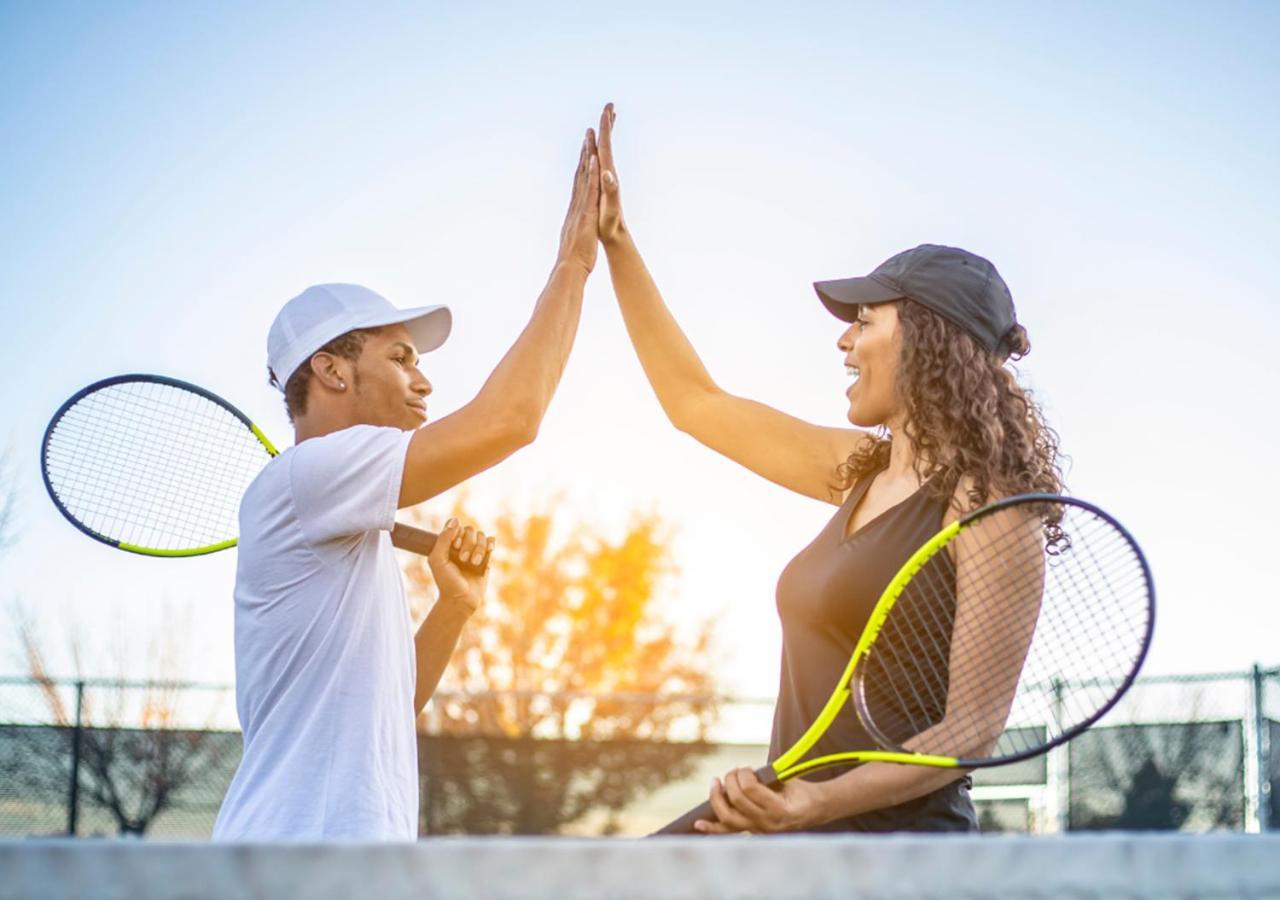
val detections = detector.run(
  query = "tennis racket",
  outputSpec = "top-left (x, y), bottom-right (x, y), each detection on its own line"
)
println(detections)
top-left (41, 373), bottom-right (490, 573)
top-left (654, 493), bottom-right (1154, 834)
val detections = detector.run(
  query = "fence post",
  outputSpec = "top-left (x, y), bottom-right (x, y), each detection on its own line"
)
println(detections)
top-left (67, 680), bottom-right (84, 837)
top-left (1042, 678), bottom-right (1070, 834)
top-left (1251, 664), bottom-right (1270, 832)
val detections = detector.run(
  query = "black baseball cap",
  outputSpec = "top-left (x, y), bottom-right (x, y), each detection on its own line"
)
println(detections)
top-left (813, 244), bottom-right (1017, 357)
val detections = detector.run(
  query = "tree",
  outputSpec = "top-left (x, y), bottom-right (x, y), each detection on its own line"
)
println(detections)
top-left (1068, 719), bottom-right (1243, 831)
top-left (0, 448), bottom-right (15, 553)
top-left (9, 604), bottom-right (236, 836)
top-left (402, 498), bottom-right (720, 835)
top-left (1106, 758), bottom-right (1192, 830)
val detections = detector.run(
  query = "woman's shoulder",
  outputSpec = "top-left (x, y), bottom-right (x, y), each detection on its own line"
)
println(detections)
top-left (833, 430), bottom-right (887, 504)
top-left (942, 474), bottom-right (987, 527)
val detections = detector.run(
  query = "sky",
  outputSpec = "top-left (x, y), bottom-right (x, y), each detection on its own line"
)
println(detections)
top-left (1, 1), bottom-right (1278, 702)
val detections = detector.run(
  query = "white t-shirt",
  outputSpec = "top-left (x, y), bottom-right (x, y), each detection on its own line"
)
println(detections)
top-left (213, 424), bottom-right (419, 841)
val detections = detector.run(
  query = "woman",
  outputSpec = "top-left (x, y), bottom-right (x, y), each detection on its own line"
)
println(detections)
top-left (593, 104), bottom-right (1062, 833)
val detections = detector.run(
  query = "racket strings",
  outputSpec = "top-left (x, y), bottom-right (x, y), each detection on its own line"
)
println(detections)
top-left (856, 501), bottom-right (1151, 764)
top-left (963, 512), bottom-right (1144, 754)
top-left (50, 385), bottom-right (248, 532)
top-left (49, 391), bottom-right (263, 549)
top-left (49, 396), bottom-right (248, 548)
top-left (859, 555), bottom-right (957, 746)
top-left (49, 392), bottom-right (239, 533)
top-left (44, 380), bottom-right (273, 551)
top-left (65, 383), bottom-right (269, 545)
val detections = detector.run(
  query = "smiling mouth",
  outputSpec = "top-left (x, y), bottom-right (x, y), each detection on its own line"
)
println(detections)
top-left (846, 364), bottom-right (861, 397)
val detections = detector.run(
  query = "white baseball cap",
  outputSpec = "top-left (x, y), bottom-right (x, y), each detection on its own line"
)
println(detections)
top-left (267, 283), bottom-right (452, 390)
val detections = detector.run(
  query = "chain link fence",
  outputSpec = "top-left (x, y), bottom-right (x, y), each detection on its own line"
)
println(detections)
top-left (0, 677), bottom-right (237, 837)
top-left (1, 668), bottom-right (1275, 837)
top-left (971, 665), bottom-right (1279, 833)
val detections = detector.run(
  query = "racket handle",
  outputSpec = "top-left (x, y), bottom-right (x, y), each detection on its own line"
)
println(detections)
top-left (391, 523), bottom-right (492, 575)
top-left (649, 765), bottom-right (779, 836)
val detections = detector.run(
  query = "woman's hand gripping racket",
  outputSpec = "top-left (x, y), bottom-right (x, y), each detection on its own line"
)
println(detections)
top-left (40, 374), bottom-right (491, 573)
top-left (654, 494), bottom-right (1154, 835)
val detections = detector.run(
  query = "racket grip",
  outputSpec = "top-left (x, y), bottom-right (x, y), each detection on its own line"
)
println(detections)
top-left (649, 765), bottom-right (779, 836)
top-left (651, 799), bottom-right (713, 836)
top-left (391, 523), bottom-right (492, 575)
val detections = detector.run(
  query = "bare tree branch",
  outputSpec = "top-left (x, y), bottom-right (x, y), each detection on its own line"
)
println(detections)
top-left (13, 603), bottom-right (234, 836)
top-left (0, 447), bottom-right (17, 552)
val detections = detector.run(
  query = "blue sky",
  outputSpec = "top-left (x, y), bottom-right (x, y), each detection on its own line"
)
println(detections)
top-left (2, 1), bottom-right (1278, 697)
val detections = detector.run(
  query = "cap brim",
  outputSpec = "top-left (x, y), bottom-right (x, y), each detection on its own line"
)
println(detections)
top-left (362, 304), bottom-right (453, 354)
top-left (813, 275), bottom-right (905, 322)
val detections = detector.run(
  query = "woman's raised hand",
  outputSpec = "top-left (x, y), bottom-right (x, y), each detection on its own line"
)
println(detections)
top-left (597, 103), bottom-right (626, 246)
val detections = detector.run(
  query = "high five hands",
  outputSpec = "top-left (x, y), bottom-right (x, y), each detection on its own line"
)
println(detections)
top-left (557, 103), bottom-right (628, 275)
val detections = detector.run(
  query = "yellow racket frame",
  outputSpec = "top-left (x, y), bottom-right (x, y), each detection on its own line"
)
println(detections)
top-left (111, 423), bottom-right (280, 557)
top-left (770, 519), bottom-right (966, 779)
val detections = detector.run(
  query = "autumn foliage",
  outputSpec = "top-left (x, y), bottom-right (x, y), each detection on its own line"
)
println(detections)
top-left (401, 497), bottom-right (719, 833)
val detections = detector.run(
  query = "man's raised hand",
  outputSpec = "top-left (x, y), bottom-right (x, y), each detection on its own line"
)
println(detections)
top-left (557, 129), bottom-right (601, 275)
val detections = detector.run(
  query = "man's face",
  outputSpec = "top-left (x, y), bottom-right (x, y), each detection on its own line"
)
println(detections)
top-left (350, 323), bottom-right (432, 430)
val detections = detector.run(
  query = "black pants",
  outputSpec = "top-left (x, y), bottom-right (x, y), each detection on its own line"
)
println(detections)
top-left (809, 775), bottom-right (978, 834)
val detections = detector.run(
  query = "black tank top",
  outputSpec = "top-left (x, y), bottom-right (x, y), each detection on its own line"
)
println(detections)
top-left (769, 462), bottom-right (977, 833)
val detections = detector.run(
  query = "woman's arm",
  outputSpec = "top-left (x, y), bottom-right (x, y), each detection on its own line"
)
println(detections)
top-left (696, 758), bottom-right (967, 833)
top-left (597, 104), bottom-right (866, 504)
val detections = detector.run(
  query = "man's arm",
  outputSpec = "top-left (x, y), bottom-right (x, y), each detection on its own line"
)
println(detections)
top-left (414, 596), bottom-right (473, 715)
top-left (398, 130), bottom-right (601, 508)
top-left (414, 518), bottom-right (491, 713)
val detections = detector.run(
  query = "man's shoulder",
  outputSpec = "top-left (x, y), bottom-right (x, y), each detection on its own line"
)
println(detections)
top-left (277, 425), bottom-right (414, 542)
top-left (238, 450), bottom-right (295, 521)
top-left (292, 424), bottom-right (408, 461)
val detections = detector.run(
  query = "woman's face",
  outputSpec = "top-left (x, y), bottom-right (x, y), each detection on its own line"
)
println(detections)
top-left (838, 302), bottom-right (903, 428)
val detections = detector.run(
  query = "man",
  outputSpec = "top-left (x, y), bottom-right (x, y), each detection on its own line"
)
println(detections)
top-left (213, 129), bottom-right (601, 841)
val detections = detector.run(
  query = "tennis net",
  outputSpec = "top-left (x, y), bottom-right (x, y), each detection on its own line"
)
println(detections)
top-left (3, 833), bottom-right (1278, 900)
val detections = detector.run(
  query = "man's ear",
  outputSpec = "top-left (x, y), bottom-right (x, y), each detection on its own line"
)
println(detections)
top-left (309, 353), bottom-right (350, 392)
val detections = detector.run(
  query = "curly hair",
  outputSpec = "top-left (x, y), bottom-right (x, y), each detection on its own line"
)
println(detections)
top-left (268, 328), bottom-right (377, 423)
top-left (835, 301), bottom-right (1063, 513)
